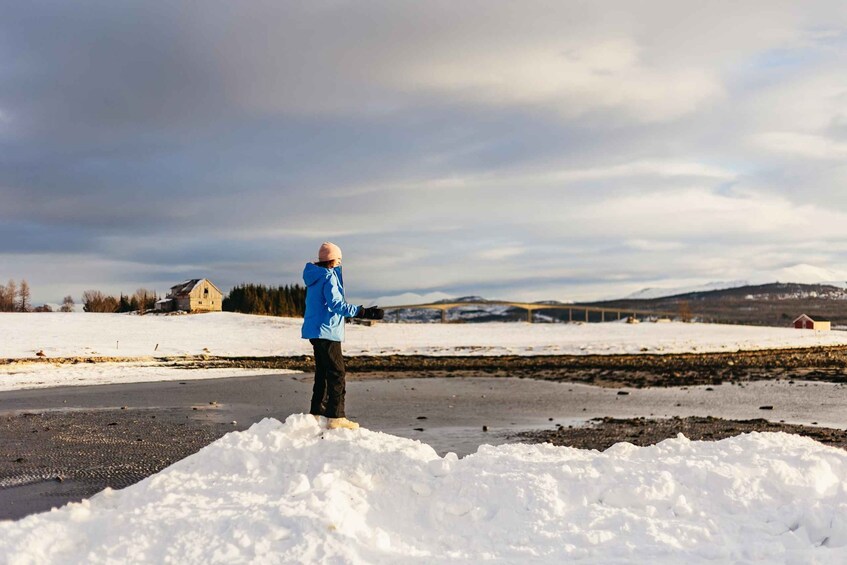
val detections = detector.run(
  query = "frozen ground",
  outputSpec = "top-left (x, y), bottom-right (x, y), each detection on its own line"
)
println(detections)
top-left (1, 414), bottom-right (846, 563)
top-left (2, 312), bottom-right (846, 360)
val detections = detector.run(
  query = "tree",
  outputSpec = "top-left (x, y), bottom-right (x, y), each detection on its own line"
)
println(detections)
top-left (18, 280), bottom-right (31, 312)
top-left (4, 280), bottom-right (17, 312)
top-left (33, 304), bottom-right (53, 312)
top-left (223, 283), bottom-right (306, 317)
top-left (679, 300), bottom-right (692, 323)
top-left (82, 290), bottom-right (119, 313)
top-left (133, 288), bottom-right (156, 313)
top-left (61, 295), bottom-right (75, 313)
top-left (117, 294), bottom-right (132, 313)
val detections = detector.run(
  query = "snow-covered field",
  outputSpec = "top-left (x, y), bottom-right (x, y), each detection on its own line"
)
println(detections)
top-left (2, 415), bottom-right (846, 563)
top-left (2, 312), bottom-right (846, 359)
top-left (3, 312), bottom-right (845, 391)
top-left (0, 362), bottom-right (293, 392)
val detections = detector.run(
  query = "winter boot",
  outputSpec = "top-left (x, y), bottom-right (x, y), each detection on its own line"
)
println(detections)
top-left (327, 417), bottom-right (359, 430)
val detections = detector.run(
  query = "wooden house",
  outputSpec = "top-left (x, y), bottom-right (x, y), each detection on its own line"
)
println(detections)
top-left (792, 314), bottom-right (830, 331)
top-left (158, 279), bottom-right (223, 312)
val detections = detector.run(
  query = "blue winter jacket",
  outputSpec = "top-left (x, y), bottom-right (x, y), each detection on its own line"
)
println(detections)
top-left (301, 263), bottom-right (361, 342)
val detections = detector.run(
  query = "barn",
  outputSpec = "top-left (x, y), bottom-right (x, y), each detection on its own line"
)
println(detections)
top-left (158, 279), bottom-right (223, 313)
top-left (792, 314), bottom-right (831, 331)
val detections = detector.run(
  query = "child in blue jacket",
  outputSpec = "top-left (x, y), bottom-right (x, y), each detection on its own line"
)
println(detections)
top-left (301, 242), bottom-right (383, 429)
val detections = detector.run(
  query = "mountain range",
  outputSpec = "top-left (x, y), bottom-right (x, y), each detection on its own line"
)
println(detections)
top-left (381, 282), bottom-right (847, 327)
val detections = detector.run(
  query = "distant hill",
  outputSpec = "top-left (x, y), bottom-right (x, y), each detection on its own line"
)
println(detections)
top-left (625, 280), bottom-right (750, 300)
top-left (384, 296), bottom-right (573, 323)
top-left (382, 283), bottom-right (847, 326)
top-left (586, 282), bottom-right (847, 327)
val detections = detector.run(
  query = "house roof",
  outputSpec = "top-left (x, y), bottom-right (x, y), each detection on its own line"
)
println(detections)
top-left (793, 314), bottom-right (828, 323)
top-left (168, 279), bottom-right (223, 297)
top-left (170, 279), bottom-right (202, 295)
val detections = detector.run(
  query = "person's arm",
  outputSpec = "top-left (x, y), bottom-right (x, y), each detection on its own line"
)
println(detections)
top-left (322, 272), bottom-right (360, 318)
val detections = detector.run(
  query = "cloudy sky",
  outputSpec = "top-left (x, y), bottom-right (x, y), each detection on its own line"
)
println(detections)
top-left (3, 1), bottom-right (847, 305)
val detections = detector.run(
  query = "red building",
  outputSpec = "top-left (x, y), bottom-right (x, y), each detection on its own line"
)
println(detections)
top-left (792, 314), bottom-right (831, 331)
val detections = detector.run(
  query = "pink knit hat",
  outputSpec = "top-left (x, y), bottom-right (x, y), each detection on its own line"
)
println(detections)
top-left (318, 241), bottom-right (342, 262)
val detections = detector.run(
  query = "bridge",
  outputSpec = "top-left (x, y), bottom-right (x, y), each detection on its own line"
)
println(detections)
top-left (381, 301), bottom-right (680, 323)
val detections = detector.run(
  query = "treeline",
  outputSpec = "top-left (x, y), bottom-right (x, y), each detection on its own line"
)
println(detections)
top-left (0, 279), bottom-right (75, 312)
top-left (83, 289), bottom-right (158, 313)
top-left (223, 283), bottom-right (306, 317)
top-left (0, 279), bottom-right (33, 312)
top-left (2, 279), bottom-right (307, 316)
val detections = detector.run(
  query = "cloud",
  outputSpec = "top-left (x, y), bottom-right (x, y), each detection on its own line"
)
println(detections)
top-left (3, 1), bottom-right (847, 304)
top-left (332, 159), bottom-right (737, 197)
top-left (391, 39), bottom-right (723, 123)
top-left (478, 246), bottom-right (526, 261)
top-left (774, 263), bottom-right (847, 283)
top-left (753, 131), bottom-right (847, 159)
top-left (570, 188), bottom-right (847, 240)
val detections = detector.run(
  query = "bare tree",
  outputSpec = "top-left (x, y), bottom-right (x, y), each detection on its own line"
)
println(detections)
top-left (5, 280), bottom-right (17, 312)
top-left (133, 288), bottom-right (156, 313)
top-left (82, 290), bottom-right (119, 313)
top-left (61, 295), bottom-right (75, 313)
top-left (18, 280), bottom-right (31, 312)
top-left (679, 300), bottom-right (692, 323)
top-left (0, 282), bottom-right (8, 312)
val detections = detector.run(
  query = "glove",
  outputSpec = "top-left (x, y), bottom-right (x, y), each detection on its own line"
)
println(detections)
top-left (356, 305), bottom-right (385, 320)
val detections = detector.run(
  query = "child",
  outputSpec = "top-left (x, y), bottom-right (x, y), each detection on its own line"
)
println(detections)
top-left (301, 242), bottom-right (384, 429)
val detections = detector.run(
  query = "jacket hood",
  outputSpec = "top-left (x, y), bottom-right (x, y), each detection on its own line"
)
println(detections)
top-left (303, 262), bottom-right (334, 287)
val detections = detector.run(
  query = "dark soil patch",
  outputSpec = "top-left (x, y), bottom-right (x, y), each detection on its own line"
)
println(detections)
top-left (0, 409), bottom-right (231, 519)
top-left (6, 345), bottom-right (847, 387)
top-left (515, 416), bottom-right (847, 451)
top-left (135, 346), bottom-right (847, 387)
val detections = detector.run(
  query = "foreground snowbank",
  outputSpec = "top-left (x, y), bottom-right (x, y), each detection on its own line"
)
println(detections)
top-left (2, 415), bottom-right (846, 563)
top-left (2, 312), bottom-right (846, 360)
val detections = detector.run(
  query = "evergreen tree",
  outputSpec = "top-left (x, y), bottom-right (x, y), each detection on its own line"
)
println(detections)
top-left (223, 283), bottom-right (306, 317)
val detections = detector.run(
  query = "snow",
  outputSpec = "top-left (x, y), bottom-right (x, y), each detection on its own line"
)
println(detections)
top-left (0, 362), bottom-right (291, 392)
top-left (2, 414), bottom-right (846, 563)
top-left (625, 280), bottom-right (749, 299)
top-left (3, 312), bottom-right (847, 361)
top-left (3, 311), bottom-right (847, 391)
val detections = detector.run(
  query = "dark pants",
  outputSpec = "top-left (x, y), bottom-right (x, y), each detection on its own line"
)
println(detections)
top-left (309, 338), bottom-right (346, 418)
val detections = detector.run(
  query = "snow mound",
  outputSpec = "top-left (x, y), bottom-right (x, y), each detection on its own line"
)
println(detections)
top-left (3, 416), bottom-right (847, 563)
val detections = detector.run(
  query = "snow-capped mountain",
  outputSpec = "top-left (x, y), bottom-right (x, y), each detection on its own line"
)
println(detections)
top-left (625, 281), bottom-right (750, 300)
